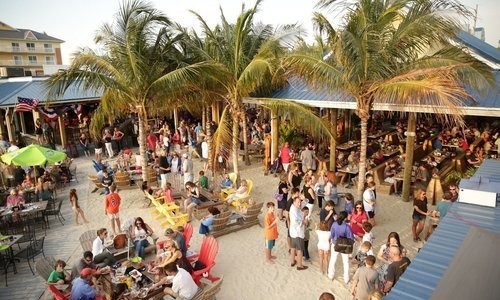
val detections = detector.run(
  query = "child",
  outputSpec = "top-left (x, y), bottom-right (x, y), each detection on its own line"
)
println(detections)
top-left (163, 182), bottom-right (174, 203)
top-left (264, 202), bottom-right (278, 263)
top-left (301, 206), bottom-right (311, 261)
top-left (362, 222), bottom-right (375, 244)
top-left (354, 241), bottom-right (374, 268)
top-left (69, 189), bottom-right (89, 225)
top-left (315, 221), bottom-right (331, 275)
top-left (319, 200), bottom-right (336, 230)
top-left (198, 170), bottom-right (209, 189)
top-left (344, 193), bottom-right (354, 215)
top-left (48, 260), bottom-right (71, 285)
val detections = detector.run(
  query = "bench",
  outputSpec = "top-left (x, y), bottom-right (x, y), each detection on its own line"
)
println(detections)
top-left (210, 202), bottom-right (263, 238)
top-left (238, 147), bottom-right (264, 161)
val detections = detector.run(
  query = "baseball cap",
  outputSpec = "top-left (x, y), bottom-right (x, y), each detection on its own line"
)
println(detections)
top-left (80, 268), bottom-right (95, 277)
top-left (165, 228), bottom-right (174, 235)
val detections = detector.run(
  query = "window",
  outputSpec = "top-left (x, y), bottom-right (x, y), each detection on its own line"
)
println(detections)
top-left (26, 42), bottom-right (35, 51)
top-left (44, 43), bottom-right (52, 52)
top-left (13, 56), bottom-right (22, 65)
top-left (11, 42), bottom-right (20, 51)
top-left (28, 55), bottom-right (37, 65)
top-left (45, 56), bottom-right (55, 65)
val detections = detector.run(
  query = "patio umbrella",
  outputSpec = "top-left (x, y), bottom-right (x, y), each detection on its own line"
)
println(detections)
top-left (1, 144), bottom-right (67, 166)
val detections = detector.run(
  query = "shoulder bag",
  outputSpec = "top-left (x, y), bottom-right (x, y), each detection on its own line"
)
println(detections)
top-left (334, 224), bottom-right (354, 254)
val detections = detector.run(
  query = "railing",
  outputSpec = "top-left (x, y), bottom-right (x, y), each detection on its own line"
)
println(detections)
top-left (0, 45), bottom-right (54, 53)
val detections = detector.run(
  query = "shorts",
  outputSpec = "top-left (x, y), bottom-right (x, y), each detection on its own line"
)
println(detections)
top-left (265, 239), bottom-right (275, 250)
top-left (412, 214), bottom-right (426, 221)
top-left (95, 148), bottom-right (102, 154)
top-left (191, 197), bottom-right (201, 206)
top-left (107, 213), bottom-right (120, 220)
top-left (367, 211), bottom-right (375, 219)
top-left (290, 237), bottom-right (304, 252)
top-left (277, 197), bottom-right (287, 210)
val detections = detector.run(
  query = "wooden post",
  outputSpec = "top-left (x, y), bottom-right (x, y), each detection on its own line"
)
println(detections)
top-left (211, 103), bottom-right (218, 125)
top-left (329, 108), bottom-right (338, 171)
top-left (402, 112), bottom-right (416, 202)
top-left (19, 112), bottom-right (26, 134)
top-left (58, 115), bottom-right (67, 149)
top-left (173, 107), bottom-right (178, 131)
top-left (5, 108), bottom-right (14, 142)
top-left (271, 109), bottom-right (279, 162)
top-left (0, 110), bottom-right (6, 136)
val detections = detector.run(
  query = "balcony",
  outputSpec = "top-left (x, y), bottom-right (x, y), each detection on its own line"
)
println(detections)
top-left (0, 59), bottom-right (43, 67)
top-left (0, 45), bottom-right (54, 53)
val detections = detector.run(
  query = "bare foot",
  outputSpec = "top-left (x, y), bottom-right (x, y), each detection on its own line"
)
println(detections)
top-left (76, 223), bottom-right (82, 226)
top-left (266, 259), bottom-right (275, 264)
top-left (84, 220), bottom-right (90, 223)
top-left (270, 255), bottom-right (277, 259)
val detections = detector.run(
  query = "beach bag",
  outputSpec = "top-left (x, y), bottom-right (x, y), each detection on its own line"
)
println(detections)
top-left (274, 190), bottom-right (283, 202)
top-left (334, 225), bottom-right (354, 254)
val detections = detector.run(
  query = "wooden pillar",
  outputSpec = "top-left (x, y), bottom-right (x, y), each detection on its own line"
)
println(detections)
top-left (271, 109), bottom-right (279, 161)
top-left (58, 115), bottom-right (67, 148)
top-left (173, 107), bottom-right (178, 131)
top-left (345, 110), bottom-right (351, 140)
top-left (201, 106), bottom-right (206, 131)
top-left (329, 108), bottom-right (338, 171)
top-left (0, 111), bottom-right (6, 136)
top-left (5, 108), bottom-right (14, 142)
top-left (19, 112), bottom-right (26, 134)
top-left (402, 112), bottom-right (416, 202)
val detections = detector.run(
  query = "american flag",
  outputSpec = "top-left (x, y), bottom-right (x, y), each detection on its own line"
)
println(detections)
top-left (15, 97), bottom-right (39, 112)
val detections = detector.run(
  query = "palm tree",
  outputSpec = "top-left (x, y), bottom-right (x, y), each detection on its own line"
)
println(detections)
top-left (46, 0), bottom-right (223, 181)
top-left (189, 0), bottom-right (305, 175)
top-left (285, 0), bottom-right (492, 199)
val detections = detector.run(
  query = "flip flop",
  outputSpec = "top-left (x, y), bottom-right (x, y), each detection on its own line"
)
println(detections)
top-left (291, 261), bottom-right (296, 267)
top-left (297, 266), bottom-right (308, 271)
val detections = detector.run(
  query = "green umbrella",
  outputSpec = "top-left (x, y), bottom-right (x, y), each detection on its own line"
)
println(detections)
top-left (1, 144), bottom-right (67, 166)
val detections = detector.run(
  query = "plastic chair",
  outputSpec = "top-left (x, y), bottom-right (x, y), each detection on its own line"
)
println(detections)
top-left (190, 236), bottom-right (219, 285)
top-left (182, 223), bottom-right (193, 249)
top-left (48, 285), bottom-right (71, 300)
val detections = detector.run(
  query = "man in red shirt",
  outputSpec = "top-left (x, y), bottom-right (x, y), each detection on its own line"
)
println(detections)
top-left (105, 184), bottom-right (121, 235)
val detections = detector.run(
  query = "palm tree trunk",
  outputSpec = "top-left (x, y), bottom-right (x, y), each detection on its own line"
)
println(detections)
top-left (173, 107), bottom-right (178, 132)
top-left (357, 115), bottom-right (369, 200)
top-left (137, 105), bottom-right (148, 182)
top-left (242, 110), bottom-right (251, 166)
top-left (205, 106), bottom-right (213, 175)
top-left (329, 108), bottom-right (338, 171)
top-left (202, 106), bottom-right (206, 132)
top-left (402, 112), bottom-right (416, 202)
top-left (231, 115), bottom-right (240, 175)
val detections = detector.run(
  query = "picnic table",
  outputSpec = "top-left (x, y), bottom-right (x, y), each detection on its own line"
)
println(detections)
top-left (382, 148), bottom-right (400, 158)
top-left (336, 141), bottom-right (360, 151)
top-left (368, 130), bottom-right (395, 140)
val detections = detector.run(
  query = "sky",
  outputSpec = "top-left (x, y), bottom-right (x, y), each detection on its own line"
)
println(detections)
top-left (1, 0), bottom-right (498, 65)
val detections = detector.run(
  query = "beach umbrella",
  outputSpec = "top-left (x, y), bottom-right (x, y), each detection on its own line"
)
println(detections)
top-left (1, 144), bottom-right (67, 166)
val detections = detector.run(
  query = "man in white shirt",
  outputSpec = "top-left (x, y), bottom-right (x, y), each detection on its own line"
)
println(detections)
top-left (7, 140), bottom-right (19, 152)
top-left (363, 182), bottom-right (376, 226)
top-left (182, 153), bottom-right (193, 185)
top-left (91, 228), bottom-right (116, 267)
top-left (289, 196), bottom-right (308, 271)
top-left (161, 262), bottom-right (199, 300)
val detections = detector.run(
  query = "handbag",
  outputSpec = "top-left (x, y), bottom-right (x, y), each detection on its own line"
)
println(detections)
top-left (274, 190), bottom-right (283, 202)
top-left (334, 225), bottom-right (354, 254)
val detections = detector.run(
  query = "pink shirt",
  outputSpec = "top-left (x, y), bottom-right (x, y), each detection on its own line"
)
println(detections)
top-left (280, 146), bottom-right (291, 163)
top-left (350, 211), bottom-right (368, 237)
top-left (6, 195), bottom-right (25, 207)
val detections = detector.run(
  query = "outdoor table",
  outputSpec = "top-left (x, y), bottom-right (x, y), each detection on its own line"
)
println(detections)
top-left (101, 266), bottom-right (165, 300)
top-left (337, 166), bottom-right (359, 187)
top-left (0, 201), bottom-right (48, 218)
top-left (442, 143), bottom-right (459, 149)
top-left (336, 141), bottom-right (360, 151)
top-left (0, 234), bottom-right (23, 273)
top-left (368, 130), bottom-right (395, 140)
top-left (20, 187), bottom-right (37, 203)
top-left (382, 148), bottom-right (400, 158)
top-left (421, 151), bottom-right (452, 166)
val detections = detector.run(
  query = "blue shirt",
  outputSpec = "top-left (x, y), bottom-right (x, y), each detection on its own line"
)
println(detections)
top-left (330, 222), bottom-right (354, 243)
top-left (71, 277), bottom-right (97, 300)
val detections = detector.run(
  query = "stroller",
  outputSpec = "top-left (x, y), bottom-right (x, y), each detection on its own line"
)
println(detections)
top-left (268, 157), bottom-right (283, 176)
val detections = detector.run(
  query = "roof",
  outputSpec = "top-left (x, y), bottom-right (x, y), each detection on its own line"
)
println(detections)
top-left (0, 77), bottom-right (101, 107)
top-left (457, 30), bottom-right (500, 65)
top-left (385, 159), bottom-right (500, 300)
top-left (249, 70), bottom-right (500, 116)
top-left (0, 27), bottom-right (64, 42)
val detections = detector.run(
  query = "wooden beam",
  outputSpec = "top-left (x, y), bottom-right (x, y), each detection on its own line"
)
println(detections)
top-left (5, 108), bottom-right (14, 142)
top-left (58, 115), bottom-right (67, 149)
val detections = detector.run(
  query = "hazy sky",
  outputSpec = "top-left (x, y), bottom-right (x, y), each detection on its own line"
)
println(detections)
top-left (1, 0), bottom-right (498, 65)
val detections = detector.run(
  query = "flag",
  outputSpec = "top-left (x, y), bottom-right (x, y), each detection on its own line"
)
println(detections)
top-left (15, 97), bottom-right (39, 112)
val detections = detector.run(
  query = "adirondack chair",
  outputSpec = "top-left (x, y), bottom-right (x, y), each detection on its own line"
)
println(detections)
top-left (48, 285), bottom-right (71, 300)
top-left (35, 256), bottom-right (56, 281)
top-left (231, 179), bottom-right (253, 210)
top-left (182, 223), bottom-right (193, 249)
top-left (190, 236), bottom-right (219, 285)
top-left (202, 276), bottom-right (224, 300)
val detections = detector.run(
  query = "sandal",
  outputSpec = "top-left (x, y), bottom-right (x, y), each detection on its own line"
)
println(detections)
top-left (291, 261), bottom-right (297, 267)
top-left (297, 266), bottom-right (308, 271)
